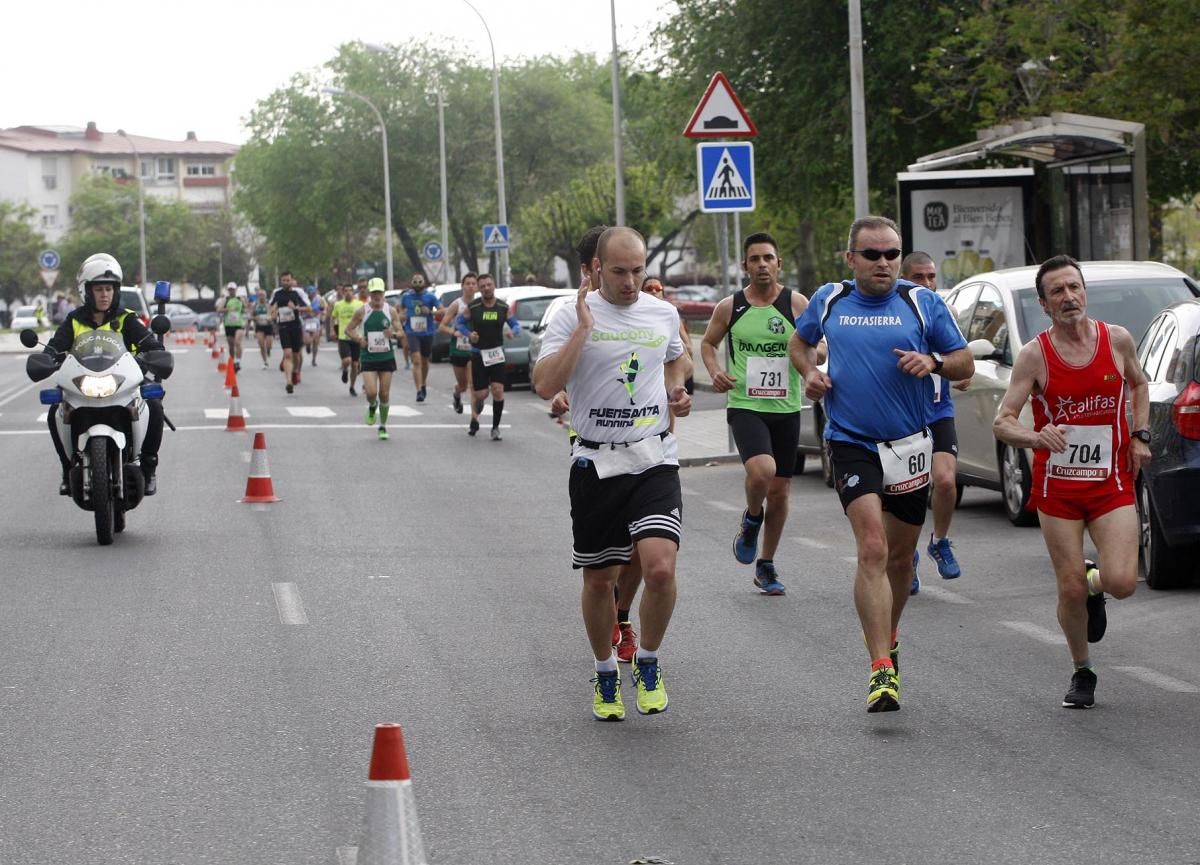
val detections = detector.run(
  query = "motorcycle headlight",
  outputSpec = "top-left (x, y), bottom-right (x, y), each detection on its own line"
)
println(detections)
top-left (75, 374), bottom-right (122, 398)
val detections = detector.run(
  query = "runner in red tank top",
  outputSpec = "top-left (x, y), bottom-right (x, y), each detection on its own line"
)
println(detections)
top-left (994, 255), bottom-right (1150, 710)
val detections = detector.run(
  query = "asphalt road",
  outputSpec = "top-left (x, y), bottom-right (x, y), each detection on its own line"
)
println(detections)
top-left (1, 345), bottom-right (1198, 865)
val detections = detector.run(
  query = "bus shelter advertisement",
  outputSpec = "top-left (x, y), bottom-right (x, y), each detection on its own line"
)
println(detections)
top-left (898, 169), bottom-right (1034, 290)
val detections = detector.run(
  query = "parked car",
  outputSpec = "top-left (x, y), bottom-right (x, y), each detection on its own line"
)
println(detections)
top-left (947, 260), bottom-right (1199, 525)
top-left (493, 286), bottom-right (577, 383)
top-left (164, 302), bottom-right (198, 331)
top-left (527, 294), bottom-right (574, 369)
top-left (119, 287), bottom-right (151, 326)
top-left (385, 284), bottom-right (462, 361)
top-left (196, 311), bottom-right (223, 332)
top-left (9, 305), bottom-right (43, 329)
top-left (1134, 299), bottom-right (1200, 588)
top-left (665, 286), bottom-right (718, 321)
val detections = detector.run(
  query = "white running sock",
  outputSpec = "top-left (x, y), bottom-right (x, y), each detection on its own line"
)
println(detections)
top-left (635, 648), bottom-right (657, 662)
top-left (594, 654), bottom-right (618, 673)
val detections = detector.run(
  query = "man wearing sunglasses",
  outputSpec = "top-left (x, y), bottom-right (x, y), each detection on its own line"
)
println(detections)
top-left (791, 216), bottom-right (973, 713)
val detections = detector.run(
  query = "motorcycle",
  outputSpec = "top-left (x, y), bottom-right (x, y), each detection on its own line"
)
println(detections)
top-left (22, 316), bottom-right (173, 545)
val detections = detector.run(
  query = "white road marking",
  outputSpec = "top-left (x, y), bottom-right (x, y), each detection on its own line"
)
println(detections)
top-left (168, 349), bottom-right (190, 355)
top-left (36, 412), bottom-right (46, 423)
top-left (0, 379), bottom-right (36, 408)
top-left (205, 408), bottom-right (252, 419)
top-left (367, 574), bottom-right (392, 580)
top-left (707, 500), bottom-right (742, 512)
top-left (792, 537), bottom-right (828, 549)
top-left (387, 405), bottom-right (423, 417)
top-left (679, 485), bottom-right (700, 496)
top-left (271, 582), bottom-right (309, 625)
top-left (840, 556), bottom-right (858, 565)
top-left (1001, 621), bottom-right (1066, 646)
top-left (1113, 666), bottom-right (1200, 694)
top-left (913, 584), bottom-right (973, 605)
top-left (287, 406), bottom-right (336, 418)
top-left (172, 423), bottom-right (509, 431)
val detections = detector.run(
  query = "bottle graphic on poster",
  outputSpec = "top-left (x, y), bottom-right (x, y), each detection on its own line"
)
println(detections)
top-left (941, 250), bottom-right (959, 288)
top-left (958, 240), bottom-right (980, 280)
top-left (979, 248), bottom-right (995, 272)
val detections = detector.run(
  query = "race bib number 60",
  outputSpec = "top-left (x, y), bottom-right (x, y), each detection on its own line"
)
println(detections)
top-left (880, 429), bottom-right (932, 494)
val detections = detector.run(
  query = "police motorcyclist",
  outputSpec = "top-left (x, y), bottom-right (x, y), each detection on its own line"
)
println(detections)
top-left (44, 253), bottom-right (166, 496)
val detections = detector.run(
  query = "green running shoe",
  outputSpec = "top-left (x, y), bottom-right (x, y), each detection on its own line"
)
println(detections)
top-left (867, 666), bottom-right (900, 713)
top-left (592, 669), bottom-right (625, 721)
top-left (365, 406), bottom-right (376, 425)
top-left (378, 427), bottom-right (389, 441)
top-left (631, 655), bottom-right (669, 715)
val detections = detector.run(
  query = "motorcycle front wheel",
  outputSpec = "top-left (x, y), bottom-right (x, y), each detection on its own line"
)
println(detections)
top-left (90, 437), bottom-right (115, 546)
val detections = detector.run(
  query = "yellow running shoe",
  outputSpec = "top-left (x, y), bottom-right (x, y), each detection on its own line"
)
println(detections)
top-left (632, 655), bottom-right (669, 715)
top-left (592, 669), bottom-right (625, 721)
top-left (867, 666), bottom-right (900, 713)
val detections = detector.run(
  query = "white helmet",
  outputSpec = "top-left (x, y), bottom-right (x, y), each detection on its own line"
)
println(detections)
top-left (77, 253), bottom-right (123, 309)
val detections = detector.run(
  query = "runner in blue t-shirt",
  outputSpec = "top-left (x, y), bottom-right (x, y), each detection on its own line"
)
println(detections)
top-left (791, 216), bottom-right (973, 714)
top-left (398, 274), bottom-right (441, 402)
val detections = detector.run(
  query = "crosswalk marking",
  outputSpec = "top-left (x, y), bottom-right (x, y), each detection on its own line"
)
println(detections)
top-left (1113, 666), bottom-right (1200, 694)
top-left (1001, 621), bottom-right (1066, 646)
top-left (387, 405), bottom-right (423, 418)
top-left (287, 406), bottom-right (336, 418)
top-left (205, 408), bottom-right (251, 419)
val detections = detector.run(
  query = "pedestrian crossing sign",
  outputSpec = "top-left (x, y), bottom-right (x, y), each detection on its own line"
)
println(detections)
top-left (697, 142), bottom-right (755, 213)
top-left (482, 223), bottom-right (510, 251)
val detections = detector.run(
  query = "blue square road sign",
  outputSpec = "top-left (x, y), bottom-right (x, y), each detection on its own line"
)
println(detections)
top-left (482, 223), bottom-right (510, 251)
top-left (697, 142), bottom-right (755, 213)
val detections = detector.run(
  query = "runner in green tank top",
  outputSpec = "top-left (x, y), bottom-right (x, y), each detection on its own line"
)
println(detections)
top-left (216, 282), bottom-right (247, 371)
top-left (345, 278), bottom-right (403, 440)
top-left (701, 232), bottom-right (811, 595)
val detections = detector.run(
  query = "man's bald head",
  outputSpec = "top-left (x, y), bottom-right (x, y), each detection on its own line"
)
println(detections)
top-left (596, 226), bottom-right (647, 264)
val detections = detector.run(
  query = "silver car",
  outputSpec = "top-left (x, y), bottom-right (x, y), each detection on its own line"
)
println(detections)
top-left (945, 260), bottom-right (1199, 525)
top-left (494, 286), bottom-right (576, 383)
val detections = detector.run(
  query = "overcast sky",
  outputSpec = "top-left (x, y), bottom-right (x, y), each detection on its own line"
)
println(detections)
top-left (1, 0), bottom-right (676, 145)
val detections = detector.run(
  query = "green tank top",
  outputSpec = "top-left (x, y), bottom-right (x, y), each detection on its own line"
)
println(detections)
top-left (223, 297), bottom-right (245, 328)
top-left (726, 288), bottom-right (800, 413)
top-left (360, 306), bottom-right (395, 363)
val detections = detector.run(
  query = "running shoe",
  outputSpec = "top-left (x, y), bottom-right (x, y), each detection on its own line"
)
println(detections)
top-left (927, 535), bottom-right (961, 579)
top-left (285, 383), bottom-right (293, 394)
top-left (592, 669), bottom-right (625, 721)
top-left (612, 622), bottom-right (621, 648)
top-left (453, 392), bottom-right (463, 414)
top-left (349, 386), bottom-right (357, 396)
top-left (292, 370), bottom-right (301, 385)
top-left (1062, 667), bottom-right (1097, 709)
top-left (910, 550), bottom-right (921, 595)
top-left (615, 622), bottom-right (638, 663)
top-left (1084, 560), bottom-right (1106, 643)
top-left (378, 427), bottom-right (389, 441)
top-left (366, 406), bottom-right (376, 425)
top-left (732, 510), bottom-right (763, 565)
top-left (342, 368), bottom-right (348, 384)
top-left (234, 361), bottom-right (241, 372)
top-left (416, 387), bottom-right (426, 403)
top-left (262, 361), bottom-right (269, 369)
top-left (867, 666), bottom-right (900, 713)
top-left (753, 560), bottom-right (786, 595)
top-left (631, 655), bottom-right (668, 715)
top-left (890, 641), bottom-right (900, 679)
top-left (491, 428), bottom-right (502, 441)
top-left (468, 418), bottom-right (479, 437)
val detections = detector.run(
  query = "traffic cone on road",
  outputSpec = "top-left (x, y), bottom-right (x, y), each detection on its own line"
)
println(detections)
top-left (238, 432), bottom-right (281, 503)
top-left (211, 338), bottom-right (220, 358)
top-left (217, 346), bottom-right (226, 371)
top-left (226, 384), bottom-right (246, 431)
top-left (224, 355), bottom-right (238, 389)
top-left (358, 724), bottom-right (427, 865)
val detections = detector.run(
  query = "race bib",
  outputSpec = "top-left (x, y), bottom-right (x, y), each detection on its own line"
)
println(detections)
top-left (409, 315), bottom-right (428, 333)
top-left (481, 346), bottom-right (505, 367)
top-left (590, 434), bottom-right (665, 480)
top-left (455, 335), bottom-right (472, 352)
top-left (255, 314), bottom-right (269, 326)
top-left (303, 319), bottom-right (320, 333)
top-left (1047, 424), bottom-right (1112, 481)
top-left (367, 331), bottom-right (389, 352)
top-left (879, 429), bottom-right (932, 494)
top-left (276, 307), bottom-right (295, 323)
top-left (746, 356), bottom-right (788, 399)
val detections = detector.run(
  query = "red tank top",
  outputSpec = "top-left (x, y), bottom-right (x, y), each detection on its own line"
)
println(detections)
top-left (1031, 321), bottom-right (1131, 500)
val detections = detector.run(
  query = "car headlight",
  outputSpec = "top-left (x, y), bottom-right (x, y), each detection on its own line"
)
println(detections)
top-left (75, 374), bottom-right (122, 398)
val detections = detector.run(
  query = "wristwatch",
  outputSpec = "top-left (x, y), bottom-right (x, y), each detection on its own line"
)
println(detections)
top-left (930, 352), bottom-right (944, 373)
top-left (1132, 428), bottom-right (1152, 444)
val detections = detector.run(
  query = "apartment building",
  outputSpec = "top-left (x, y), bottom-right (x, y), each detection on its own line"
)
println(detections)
top-left (0, 122), bottom-right (239, 242)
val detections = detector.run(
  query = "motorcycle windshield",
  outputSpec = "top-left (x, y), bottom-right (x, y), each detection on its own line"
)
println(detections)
top-left (71, 330), bottom-right (129, 372)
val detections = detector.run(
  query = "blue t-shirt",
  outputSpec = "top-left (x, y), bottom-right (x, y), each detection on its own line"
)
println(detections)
top-left (400, 290), bottom-right (440, 336)
top-left (928, 372), bottom-right (955, 423)
top-left (794, 279), bottom-right (966, 451)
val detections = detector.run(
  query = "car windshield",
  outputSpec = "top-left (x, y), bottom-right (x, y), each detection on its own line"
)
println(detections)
top-left (517, 296), bottom-right (559, 323)
top-left (16, 306), bottom-right (35, 317)
top-left (70, 329), bottom-right (127, 370)
top-left (1013, 278), bottom-right (1198, 345)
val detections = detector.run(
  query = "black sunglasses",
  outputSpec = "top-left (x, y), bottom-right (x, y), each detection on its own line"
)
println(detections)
top-left (851, 247), bottom-right (902, 261)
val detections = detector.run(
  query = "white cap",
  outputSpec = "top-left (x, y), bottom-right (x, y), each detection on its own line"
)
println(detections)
top-left (226, 281), bottom-right (238, 290)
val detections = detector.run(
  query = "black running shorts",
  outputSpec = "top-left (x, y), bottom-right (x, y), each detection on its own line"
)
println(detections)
top-left (930, 417), bottom-right (958, 456)
top-left (471, 353), bottom-right (508, 387)
top-left (407, 334), bottom-right (434, 357)
top-left (338, 339), bottom-right (361, 361)
top-left (569, 462), bottom-right (682, 570)
top-left (277, 324), bottom-right (303, 353)
top-left (727, 408), bottom-right (801, 478)
top-left (360, 358), bottom-right (397, 373)
top-left (830, 440), bottom-right (929, 526)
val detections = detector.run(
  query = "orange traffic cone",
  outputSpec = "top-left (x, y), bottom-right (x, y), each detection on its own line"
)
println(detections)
top-left (238, 432), bottom-right (281, 503)
top-left (211, 338), bottom-right (220, 358)
top-left (226, 384), bottom-right (246, 431)
top-left (357, 724), bottom-right (427, 865)
top-left (224, 355), bottom-right (238, 389)
top-left (217, 347), bottom-right (226, 372)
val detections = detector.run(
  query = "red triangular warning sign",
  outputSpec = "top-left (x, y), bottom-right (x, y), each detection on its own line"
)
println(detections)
top-left (682, 71), bottom-right (758, 138)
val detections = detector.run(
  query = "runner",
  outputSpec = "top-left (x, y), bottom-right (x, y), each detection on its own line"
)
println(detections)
top-left (458, 273), bottom-right (520, 440)
top-left (269, 271), bottom-right (307, 394)
top-left (251, 288), bottom-right (274, 368)
top-left (398, 273), bottom-right (441, 402)
top-left (303, 285), bottom-right (327, 367)
top-left (791, 215), bottom-right (973, 713)
top-left (331, 283), bottom-right (365, 396)
top-left (533, 226), bottom-right (692, 721)
top-left (901, 251), bottom-right (967, 594)
top-left (701, 231), bottom-right (808, 596)
top-left (993, 254), bottom-right (1147, 709)
top-left (214, 281), bottom-right (246, 372)
top-left (345, 278), bottom-right (403, 441)
top-left (437, 272), bottom-right (478, 414)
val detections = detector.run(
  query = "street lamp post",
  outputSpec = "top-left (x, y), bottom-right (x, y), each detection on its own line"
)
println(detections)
top-left (434, 87), bottom-right (451, 282)
top-left (210, 241), bottom-right (223, 290)
top-left (324, 87), bottom-right (394, 296)
top-left (610, 0), bottom-right (626, 226)
top-left (462, 0), bottom-right (509, 286)
top-left (117, 129), bottom-right (147, 290)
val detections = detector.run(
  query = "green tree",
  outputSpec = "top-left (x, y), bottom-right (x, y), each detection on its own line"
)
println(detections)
top-left (0, 201), bottom-right (47, 308)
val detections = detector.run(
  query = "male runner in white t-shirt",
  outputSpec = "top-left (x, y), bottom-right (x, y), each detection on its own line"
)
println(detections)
top-left (534, 226), bottom-right (692, 721)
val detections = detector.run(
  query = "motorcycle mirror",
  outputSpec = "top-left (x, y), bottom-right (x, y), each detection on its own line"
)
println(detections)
top-left (140, 349), bottom-right (175, 380)
top-left (19, 329), bottom-right (39, 348)
top-left (25, 352), bottom-right (57, 382)
top-left (150, 314), bottom-right (172, 336)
